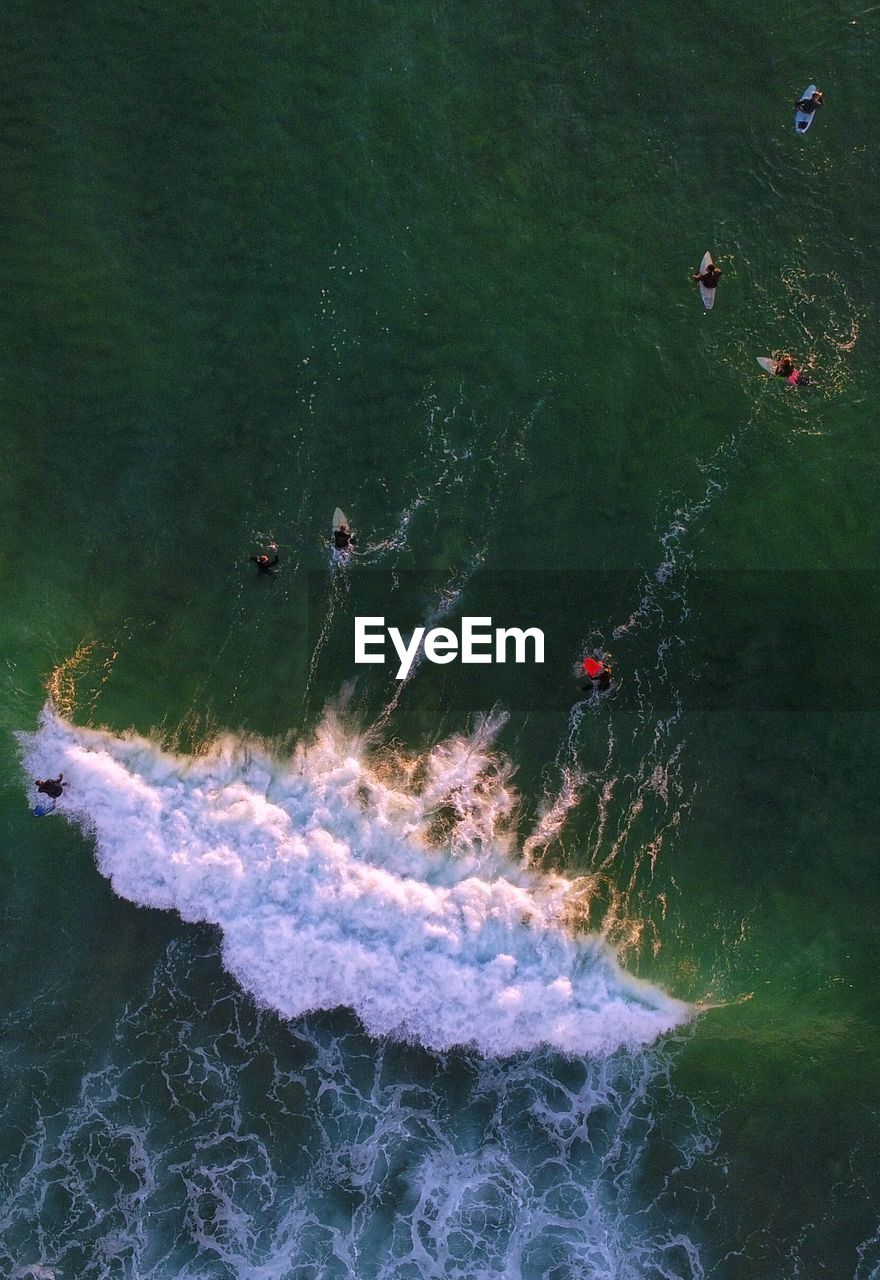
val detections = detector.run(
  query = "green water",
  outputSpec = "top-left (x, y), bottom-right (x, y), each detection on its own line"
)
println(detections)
top-left (3, 0), bottom-right (880, 1275)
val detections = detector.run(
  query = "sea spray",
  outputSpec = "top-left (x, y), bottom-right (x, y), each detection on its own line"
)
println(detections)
top-left (19, 706), bottom-right (689, 1057)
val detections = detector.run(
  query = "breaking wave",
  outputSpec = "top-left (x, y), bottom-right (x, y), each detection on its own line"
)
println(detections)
top-left (19, 705), bottom-right (688, 1059)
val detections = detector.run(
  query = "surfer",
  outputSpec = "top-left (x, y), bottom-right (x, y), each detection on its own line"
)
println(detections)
top-left (693, 262), bottom-right (722, 290)
top-left (795, 88), bottom-right (824, 115)
top-left (773, 355), bottom-right (811, 387)
top-left (582, 656), bottom-right (613, 692)
top-left (250, 546), bottom-right (279, 575)
top-left (333, 525), bottom-right (355, 552)
top-left (35, 776), bottom-right (66, 799)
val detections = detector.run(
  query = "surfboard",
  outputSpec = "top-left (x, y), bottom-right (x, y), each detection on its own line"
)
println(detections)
top-left (698, 251), bottom-right (716, 310)
top-left (757, 357), bottom-right (778, 374)
top-left (32, 801), bottom-right (56, 817)
top-left (795, 84), bottom-right (818, 134)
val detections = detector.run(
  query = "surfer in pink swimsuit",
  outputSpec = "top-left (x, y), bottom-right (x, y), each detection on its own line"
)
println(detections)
top-left (774, 355), bottom-right (811, 387)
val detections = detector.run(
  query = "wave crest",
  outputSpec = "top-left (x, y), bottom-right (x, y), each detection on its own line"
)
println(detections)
top-left (19, 706), bottom-right (688, 1058)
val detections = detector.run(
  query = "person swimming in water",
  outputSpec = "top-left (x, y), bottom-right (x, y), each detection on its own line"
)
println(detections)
top-left (35, 775), bottom-right (66, 799)
top-left (694, 261), bottom-right (722, 290)
top-left (582, 656), bottom-right (613, 693)
top-left (795, 89), bottom-right (824, 115)
top-left (250, 546), bottom-right (279, 574)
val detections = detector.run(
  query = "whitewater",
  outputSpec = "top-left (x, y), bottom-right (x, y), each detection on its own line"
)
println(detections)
top-left (20, 704), bottom-right (687, 1059)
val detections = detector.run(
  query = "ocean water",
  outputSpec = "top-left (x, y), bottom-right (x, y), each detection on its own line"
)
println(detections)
top-left (3, 0), bottom-right (880, 1276)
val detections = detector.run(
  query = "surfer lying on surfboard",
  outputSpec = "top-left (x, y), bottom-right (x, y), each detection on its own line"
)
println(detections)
top-left (774, 355), bottom-right (811, 387)
top-left (582, 656), bottom-right (613, 693)
top-left (794, 88), bottom-right (824, 115)
top-left (333, 524), bottom-right (356, 553)
top-left (693, 262), bottom-right (722, 290)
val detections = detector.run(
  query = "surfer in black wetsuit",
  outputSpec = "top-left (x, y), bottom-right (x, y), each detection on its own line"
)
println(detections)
top-left (250, 546), bottom-right (279, 574)
top-left (333, 525), bottom-right (355, 552)
top-left (694, 262), bottom-right (722, 290)
top-left (36, 776), bottom-right (66, 799)
top-left (795, 89), bottom-right (824, 114)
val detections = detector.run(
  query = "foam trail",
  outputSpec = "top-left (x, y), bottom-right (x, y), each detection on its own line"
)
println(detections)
top-left (0, 937), bottom-right (712, 1280)
top-left (613, 411), bottom-right (758, 644)
top-left (301, 566), bottom-right (346, 715)
top-left (373, 546), bottom-right (488, 728)
top-left (20, 707), bottom-right (688, 1059)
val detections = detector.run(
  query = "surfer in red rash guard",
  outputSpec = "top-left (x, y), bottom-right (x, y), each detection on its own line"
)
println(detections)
top-left (582, 656), bottom-right (613, 692)
top-left (250, 546), bottom-right (279, 574)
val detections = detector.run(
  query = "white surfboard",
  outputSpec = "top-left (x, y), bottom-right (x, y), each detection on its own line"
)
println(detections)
top-left (698, 251), bottom-right (716, 310)
top-left (332, 507), bottom-right (348, 534)
top-left (795, 84), bottom-right (818, 134)
top-left (757, 357), bottom-right (778, 374)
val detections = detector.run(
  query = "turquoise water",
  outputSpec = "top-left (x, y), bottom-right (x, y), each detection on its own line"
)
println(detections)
top-left (3, 1), bottom-right (880, 1275)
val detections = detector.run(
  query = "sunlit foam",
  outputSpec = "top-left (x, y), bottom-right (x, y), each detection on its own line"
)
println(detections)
top-left (20, 706), bottom-right (689, 1058)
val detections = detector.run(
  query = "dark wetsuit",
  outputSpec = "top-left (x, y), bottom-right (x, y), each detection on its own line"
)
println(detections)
top-left (333, 528), bottom-right (354, 551)
top-left (700, 268), bottom-right (721, 289)
top-left (583, 668), bottom-right (612, 694)
top-left (36, 777), bottom-right (65, 799)
top-left (796, 95), bottom-right (822, 115)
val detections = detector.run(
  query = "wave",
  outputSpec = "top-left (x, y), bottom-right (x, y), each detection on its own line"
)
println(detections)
top-left (19, 706), bottom-right (688, 1059)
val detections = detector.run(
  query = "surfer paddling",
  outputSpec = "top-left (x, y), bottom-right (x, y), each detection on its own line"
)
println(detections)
top-left (794, 88), bottom-right (824, 116)
top-left (694, 251), bottom-right (721, 310)
top-left (331, 508), bottom-right (356, 560)
top-left (333, 524), bottom-right (355, 553)
top-left (693, 262), bottom-right (722, 290)
top-left (582, 656), bottom-right (613, 693)
top-left (250, 545), bottom-right (280, 575)
top-left (773, 355), bottom-right (811, 387)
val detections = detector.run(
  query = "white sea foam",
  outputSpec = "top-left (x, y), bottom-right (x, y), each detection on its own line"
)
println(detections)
top-left (0, 938), bottom-right (711, 1280)
top-left (19, 706), bottom-right (688, 1058)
